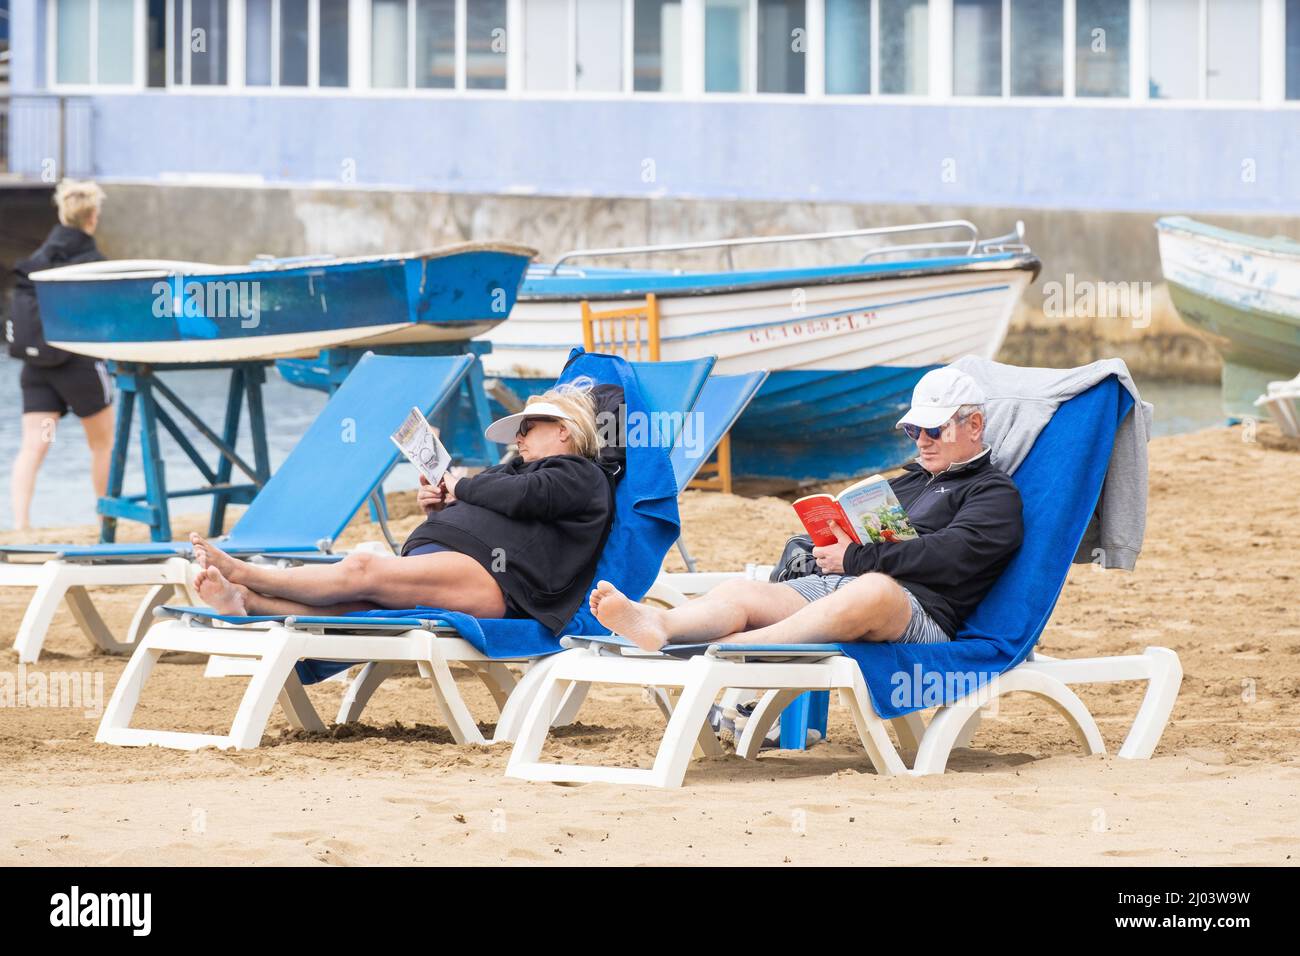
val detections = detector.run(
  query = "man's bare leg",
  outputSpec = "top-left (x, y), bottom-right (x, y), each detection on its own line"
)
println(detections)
top-left (719, 574), bottom-right (912, 645)
top-left (589, 578), bottom-right (808, 651)
top-left (190, 534), bottom-right (506, 617)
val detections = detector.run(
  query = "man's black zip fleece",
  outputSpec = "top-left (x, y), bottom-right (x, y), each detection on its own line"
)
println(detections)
top-left (843, 448), bottom-right (1024, 637)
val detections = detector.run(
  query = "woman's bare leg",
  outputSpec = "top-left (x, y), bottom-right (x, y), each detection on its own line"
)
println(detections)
top-left (80, 404), bottom-right (115, 500)
top-left (191, 534), bottom-right (506, 618)
top-left (193, 567), bottom-right (378, 617)
top-left (11, 412), bottom-right (58, 530)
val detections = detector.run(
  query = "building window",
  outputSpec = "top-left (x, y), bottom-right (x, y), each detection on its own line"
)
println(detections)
top-left (879, 0), bottom-right (927, 93)
top-left (704, 0), bottom-right (805, 93)
top-left (466, 0), bottom-right (507, 89)
top-left (522, 0), bottom-right (628, 93)
top-left (247, 0), bottom-right (348, 87)
top-left (53, 0), bottom-right (136, 85)
top-left (371, 0), bottom-right (501, 90)
top-left (371, 0), bottom-right (406, 87)
top-left (1204, 0), bottom-right (1258, 99)
top-left (824, 0), bottom-right (870, 94)
top-left (633, 0), bottom-right (682, 91)
top-left (1009, 0), bottom-right (1062, 96)
top-left (319, 0), bottom-right (349, 86)
top-left (414, 0), bottom-right (456, 88)
top-left (1074, 0), bottom-right (1127, 97)
top-left (825, 0), bottom-right (927, 95)
top-left (1149, 0), bottom-right (1259, 100)
top-left (953, 0), bottom-right (1000, 96)
top-left (171, 0), bottom-right (229, 85)
top-left (758, 0), bottom-right (804, 93)
top-left (523, 0), bottom-right (571, 89)
top-left (1288, 0), bottom-right (1300, 99)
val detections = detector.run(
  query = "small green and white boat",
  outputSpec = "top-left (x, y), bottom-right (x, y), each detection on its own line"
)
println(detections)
top-left (1155, 216), bottom-right (1300, 420)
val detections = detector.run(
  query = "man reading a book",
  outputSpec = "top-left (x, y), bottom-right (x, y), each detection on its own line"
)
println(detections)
top-left (590, 367), bottom-right (1024, 651)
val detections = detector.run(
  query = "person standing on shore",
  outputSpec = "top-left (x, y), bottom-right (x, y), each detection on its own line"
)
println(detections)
top-left (6, 180), bottom-right (114, 531)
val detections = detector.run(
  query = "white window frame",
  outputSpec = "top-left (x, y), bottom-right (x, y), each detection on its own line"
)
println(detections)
top-left (42, 0), bottom-right (1298, 104)
top-left (47, 0), bottom-right (147, 90)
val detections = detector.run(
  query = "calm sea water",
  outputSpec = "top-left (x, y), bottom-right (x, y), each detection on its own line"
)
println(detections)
top-left (0, 356), bottom-right (1228, 531)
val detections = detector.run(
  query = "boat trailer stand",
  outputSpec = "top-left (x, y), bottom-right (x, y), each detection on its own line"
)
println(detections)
top-left (99, 361), bottom-right (273, 543)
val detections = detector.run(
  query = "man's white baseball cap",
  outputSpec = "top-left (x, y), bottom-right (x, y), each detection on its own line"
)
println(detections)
top-left (485, 401), bottom-right (573, 444)
top-left (896, 367), bottom-right (987, 430)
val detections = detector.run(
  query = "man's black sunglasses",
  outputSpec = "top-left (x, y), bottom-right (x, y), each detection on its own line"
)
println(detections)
top-left (900, 413), bottom-right (971, 442)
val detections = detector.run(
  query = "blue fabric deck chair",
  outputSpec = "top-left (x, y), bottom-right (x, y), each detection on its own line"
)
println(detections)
top-left (505, 376), bottom-right (1184, 787)
top-left (660, 370), bottom-right (768, 574)
top-left (95, 350), bottom-right (716, 751)
top-left (0, 353), bottom-right (478, 663)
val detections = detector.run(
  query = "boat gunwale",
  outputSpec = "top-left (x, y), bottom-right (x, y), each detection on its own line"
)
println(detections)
top-left (516, 253), bottom-right (1042, 301)
top-left (1155, 216), bottom-right (1300, 262)
top-left (27, 240), bottom-right (539, 283)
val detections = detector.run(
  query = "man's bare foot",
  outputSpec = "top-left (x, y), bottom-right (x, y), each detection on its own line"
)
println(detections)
top-left (589, 580), bottom-right (669, 652)
top-left (189, 533), bottom-right (247, 583)
top-left (194, 567), bottom-right (249, 616)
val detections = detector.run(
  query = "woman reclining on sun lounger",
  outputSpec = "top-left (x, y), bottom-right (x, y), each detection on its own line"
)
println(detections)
top-left (191, 384), bottom-right (619, 634)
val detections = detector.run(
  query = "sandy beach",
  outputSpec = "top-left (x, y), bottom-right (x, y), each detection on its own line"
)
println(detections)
top-left (1, 423), bottom-right (1297, 866)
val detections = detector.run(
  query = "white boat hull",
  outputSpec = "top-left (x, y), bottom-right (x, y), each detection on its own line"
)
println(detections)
top-left (479, 265), bottom-right (1033, 380)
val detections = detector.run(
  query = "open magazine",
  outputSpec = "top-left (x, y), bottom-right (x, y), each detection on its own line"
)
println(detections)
top-left (390, 407), bottom-right (451, 486)
top-left (792, 474), bottom-right (919, 547)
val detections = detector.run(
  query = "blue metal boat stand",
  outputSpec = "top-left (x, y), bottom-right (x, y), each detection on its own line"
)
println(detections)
top-left (100, 361), bottom-right (272, 543)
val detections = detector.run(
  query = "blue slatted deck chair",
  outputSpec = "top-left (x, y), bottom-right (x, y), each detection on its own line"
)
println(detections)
top-left (95, 351), bottom-right (716, 751)
top-left (1, 353), bottom-right (478, 663)
top-left (505, 376), bottom-right (1183, 787)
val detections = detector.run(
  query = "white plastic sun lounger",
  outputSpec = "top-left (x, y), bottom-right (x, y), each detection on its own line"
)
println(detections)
top-left (96, 608), bottom-right (585, 749)
top-left (1254, 372), bottom-right (1300, 438)
top-left (97, 354), bottom-right (718, 750)
top-left (504, 636), bottom-right (1182, 788)
top-left (507, 374), bottom-right (1184, 787)
top-left (1, 353), bottom-right (476, 662)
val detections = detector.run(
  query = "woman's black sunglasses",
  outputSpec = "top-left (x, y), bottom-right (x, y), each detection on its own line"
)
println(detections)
top-left (516, 416), bottom-right (558, 438)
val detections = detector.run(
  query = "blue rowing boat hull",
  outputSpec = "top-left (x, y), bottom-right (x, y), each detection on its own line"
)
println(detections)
top-left (35, 243), bottom-right (536, 363)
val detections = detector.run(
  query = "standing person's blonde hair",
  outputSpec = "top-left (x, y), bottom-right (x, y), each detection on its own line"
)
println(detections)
top-left (54, 180), bottom-right (106, 232)
top-left (530, 383), bottom-right (601, 459)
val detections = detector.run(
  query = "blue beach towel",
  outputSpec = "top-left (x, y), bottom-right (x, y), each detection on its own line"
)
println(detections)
top-left (294, 349), bottom-right (683, 683)
top-left (838, 377), bottom-right (1136, 720)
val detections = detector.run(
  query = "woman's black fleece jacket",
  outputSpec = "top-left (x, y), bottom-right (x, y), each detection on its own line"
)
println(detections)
top-left (401, 454), bottom-right (619, 634)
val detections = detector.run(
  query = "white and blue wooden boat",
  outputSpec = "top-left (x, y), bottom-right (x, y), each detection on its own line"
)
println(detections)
top-left (1155, 216), bottom-right (1300, 421)
top-left (479, 222), bottom-right (1040, 482)
top-left (30, 241), bottom-right (537, 364)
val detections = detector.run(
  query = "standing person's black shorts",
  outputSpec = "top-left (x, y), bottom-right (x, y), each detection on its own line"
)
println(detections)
top-left (20, 355), bottom-right (113, 418)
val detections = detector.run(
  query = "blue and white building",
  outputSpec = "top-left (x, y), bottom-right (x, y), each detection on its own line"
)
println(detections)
top-left (3, 0), bottom-right (1299, 280)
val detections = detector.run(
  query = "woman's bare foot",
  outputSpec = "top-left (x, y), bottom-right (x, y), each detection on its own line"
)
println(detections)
top-left (190, 532), bottom-right (247, 583)
top-left (589, 580), bottom-right (669, 652)
top-left (194, 567), bottom-right (249, 616)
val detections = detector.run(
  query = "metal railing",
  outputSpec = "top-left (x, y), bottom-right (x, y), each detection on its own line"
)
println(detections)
top-left (547, 219), bottom-right (1002, 274)
top-left (0, 94), bottom-right (94, 180)
top-left (859, 221), bottom-right (1029, 261)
